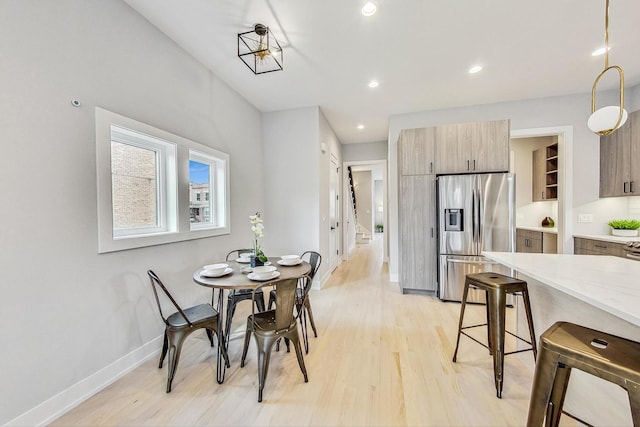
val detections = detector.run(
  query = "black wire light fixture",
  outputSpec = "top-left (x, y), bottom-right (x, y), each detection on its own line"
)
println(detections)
top-left (237, 23), bottom-right (283, 75)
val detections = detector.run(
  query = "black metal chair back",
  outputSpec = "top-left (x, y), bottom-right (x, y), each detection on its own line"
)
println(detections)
top-left (148, 269), bottom-right (191, 327)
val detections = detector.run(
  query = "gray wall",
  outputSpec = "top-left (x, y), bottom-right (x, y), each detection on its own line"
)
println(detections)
top-left (0, 1), bottom-right (264, 424)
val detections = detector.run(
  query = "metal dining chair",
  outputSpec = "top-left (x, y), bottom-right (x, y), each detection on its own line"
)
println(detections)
top-left (222, 249), bottom-right (266, 339)
top-left (147, 270), bottom-right (230, 392)
top-left (240, 276), bottom-right (310, 402)
top-left (268, 251), bottom-right (321, 353)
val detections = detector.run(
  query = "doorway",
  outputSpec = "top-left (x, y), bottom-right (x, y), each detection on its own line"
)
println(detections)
top-left (510, 126), bottom-right (573, 253)
top-left (342, 160), bottom-right (388, 262)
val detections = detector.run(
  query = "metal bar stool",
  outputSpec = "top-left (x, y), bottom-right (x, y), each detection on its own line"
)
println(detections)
top-left (453, 272), bottom-right (537, 398)
top-left (527, 321), bottom-right (640, 426)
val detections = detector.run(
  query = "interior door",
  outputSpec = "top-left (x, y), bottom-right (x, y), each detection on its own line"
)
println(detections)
top-left (329, 155), bottom-right (339, 272)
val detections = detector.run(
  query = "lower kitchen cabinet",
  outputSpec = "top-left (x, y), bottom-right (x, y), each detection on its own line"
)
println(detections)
top-left (399, 175), bottom-right (437, 292)
top-left (574, 237), bottom-right (626, 258)
top-left (516, 228), bottom-right (557, 253)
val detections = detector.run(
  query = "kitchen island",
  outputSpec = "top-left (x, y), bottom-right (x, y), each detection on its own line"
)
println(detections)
top-left (483, 252), bottom-right (640, 426)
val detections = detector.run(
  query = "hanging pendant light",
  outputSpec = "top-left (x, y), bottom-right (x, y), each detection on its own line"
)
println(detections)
top-left (588, 0), bottom-right (627, 136)
top-left (237, 23), bottom-right (283, 75)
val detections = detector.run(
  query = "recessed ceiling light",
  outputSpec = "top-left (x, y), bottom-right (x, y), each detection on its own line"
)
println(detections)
top-left (357, 124), bottom-right (365, 130)
top-left (362, 1), bottom-right (377, 16)
top-left (368, 80), bottom-right (379, 88)
top-left (468, 65), bottom-right (483, 74)
top-left (592, 46), bottom-right (611, 56)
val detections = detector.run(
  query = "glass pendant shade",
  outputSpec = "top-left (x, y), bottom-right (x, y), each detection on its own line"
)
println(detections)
top-left (588, 106), bottom-right (628, 134)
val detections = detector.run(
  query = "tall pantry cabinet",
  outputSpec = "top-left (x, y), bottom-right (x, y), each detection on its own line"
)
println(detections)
top-left (398, 128), bottom-right (437, 293)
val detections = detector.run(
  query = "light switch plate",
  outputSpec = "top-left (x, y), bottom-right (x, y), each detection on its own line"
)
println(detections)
top-left (578, 213), bottom-right (593, 223)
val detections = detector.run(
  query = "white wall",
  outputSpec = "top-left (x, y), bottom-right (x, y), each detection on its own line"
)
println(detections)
top-left (342, 140), bottom-right (388, 161)
top-left (0, 1), bottom-right (264, 425)
top-left (353, 171), bottom-right (373, 233)
top-left (262, 107), bottom-right (341, 285)
top-left (388, 88), bottom-right (640, 282)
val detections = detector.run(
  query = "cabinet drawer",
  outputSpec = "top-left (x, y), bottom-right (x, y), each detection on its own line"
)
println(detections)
top-left (573, 237), bottom-right (625, 257)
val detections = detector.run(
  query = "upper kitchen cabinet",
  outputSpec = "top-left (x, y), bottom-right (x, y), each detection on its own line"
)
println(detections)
top-left (435, 119), bottom-right (510, 174)
top-left (398, 127), bottom-right (436, 175)
top-left (600, 109), bottom-right (640, 197)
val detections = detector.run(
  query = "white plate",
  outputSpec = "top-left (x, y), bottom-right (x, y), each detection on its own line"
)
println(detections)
top-left (236, 257), bottom-right (252, 263)
top-left (277, 259), bottom-right (302, 266)
top-left (201, 267), bottom-right (233, 278)
top-left (248, 271), bottom-right (280, 281)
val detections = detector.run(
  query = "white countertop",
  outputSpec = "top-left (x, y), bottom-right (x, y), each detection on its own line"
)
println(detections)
top-left (483, 251), bottom-right (640, 327)
top-left (573, 233), bottom-right (636, 243)
top-left (517, 226), bottom-right (557, 234)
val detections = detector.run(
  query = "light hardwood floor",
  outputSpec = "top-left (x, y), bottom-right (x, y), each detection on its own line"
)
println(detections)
top-left (51, 236), bottom-right (578, 426)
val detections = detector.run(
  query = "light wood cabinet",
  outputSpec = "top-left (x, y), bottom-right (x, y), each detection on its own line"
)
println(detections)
top-left (399, 175), bottom-right (437, 292)
top-left (600, 109), bottom-right (640, 197)
top-left (532, 143), bottom-right (558, 201)
top-left (516, 229), bottom-right (557, 253)
top-left (435, 119), bottom-right (510, 174)
top-left (574, 237), bottom-right (626, 257)
top-left (398, 127), bottom-right (436, 175)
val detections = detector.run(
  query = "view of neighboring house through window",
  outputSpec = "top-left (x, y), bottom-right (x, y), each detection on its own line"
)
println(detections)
top-left (95, 107), bottom-right (230, 253)
top-left (110, 125), bottom-right (177, 238)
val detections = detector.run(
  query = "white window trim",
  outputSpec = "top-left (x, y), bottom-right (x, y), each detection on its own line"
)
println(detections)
top-left (189, 150), bottom-right (227, 231)
top-left (96, 107), bottom-right (230, 253)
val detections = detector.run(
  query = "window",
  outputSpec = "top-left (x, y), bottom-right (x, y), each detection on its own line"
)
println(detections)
top-left (96, 107), bottom-right (230, 253)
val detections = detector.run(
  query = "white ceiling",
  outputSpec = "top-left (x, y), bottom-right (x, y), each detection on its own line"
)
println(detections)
top-left (123, 0), bottom-right (640, 144)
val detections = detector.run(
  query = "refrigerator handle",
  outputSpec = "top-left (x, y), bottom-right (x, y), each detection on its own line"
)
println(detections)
top-left (474, 187), bottom-right (481, 252)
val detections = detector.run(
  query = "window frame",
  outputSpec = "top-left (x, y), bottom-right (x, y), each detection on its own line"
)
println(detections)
top-left (96, 107), bottom-right (230, 253)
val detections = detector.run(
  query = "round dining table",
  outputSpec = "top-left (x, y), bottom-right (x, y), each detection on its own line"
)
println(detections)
top-left (193, 256), bottom-right (311, 383)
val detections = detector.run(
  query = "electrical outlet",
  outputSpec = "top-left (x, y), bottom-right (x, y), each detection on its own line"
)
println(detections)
top-left (578, 213), bottom-right (593, 223)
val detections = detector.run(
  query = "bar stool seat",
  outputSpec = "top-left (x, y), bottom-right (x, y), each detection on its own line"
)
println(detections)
top-left (527, 321), bottom-right (640, 426)
top-left (453, 272), bottom-right (537, 398)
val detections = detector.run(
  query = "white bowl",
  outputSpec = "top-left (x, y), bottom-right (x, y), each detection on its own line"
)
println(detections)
top-left (280, 255), bottom-right (300, 261)
top-left (252, 265), bottom-right (277, 278)
top-left (203, 263), bottom-right (228, 276)
top-left (239, 252), bottom-right (253, 260)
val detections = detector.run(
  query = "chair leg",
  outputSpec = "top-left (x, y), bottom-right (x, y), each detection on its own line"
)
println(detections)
top-left (240, 317), bottom-right (253, 368)
top-left (526, 347), bottom-right (560, 426)
top-left (255, 335), bottom-right (279, 402)
top-left (627, 381), bottom-right (640, 427)
top-left (166, 331), bottom-right (187, 393)
top-left (522, 289), bottom-right (538, 359)
top-left (267, 292), bottom-right (276, 310)
top-left (205, 328), bottom-right (214, 347)
top-left (255, 293), bottom-right (266, 312)
top-left (305, 299), bottom-right (318, 338)
top-left (225, 297), bottom-right (237, 340)
top-left (453, 282), bottom-right (471, 363)
top-left (546, 363), bottom-right (572, 427)
top-left (290, 332), bottom-right (309, 383)
top-left (216, 324), bottom-right (231, 369)
top-left (488, 289), bottom-right (507, 398)
top-left (300, 305), bottom-right (310, 353)
top-left (159, 331), bottom-right (169, 368)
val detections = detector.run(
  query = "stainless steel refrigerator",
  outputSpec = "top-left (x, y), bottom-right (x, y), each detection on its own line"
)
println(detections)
top-left (437, 173), bottom-right (515, 302)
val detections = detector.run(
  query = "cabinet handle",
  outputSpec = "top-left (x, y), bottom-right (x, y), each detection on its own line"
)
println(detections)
top-left (431, 227), bottom-right (434, 238)
top-left (467, 160), bottom-right (470, 171)
top-left (430, 162), bottom-right (433, 174)
top-left (594, 244), bottom-right (608, 249)
top-left (632, 181), bottom-right (636, 193)
top-left (542, 191), bottom-right (545, 199)
top-left (624, 182), bottom-right (629, 193)
top-left (473, 159), bottom-right (476, 171)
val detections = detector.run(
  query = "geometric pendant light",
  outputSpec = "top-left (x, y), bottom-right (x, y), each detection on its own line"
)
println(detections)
top-left (237, 23), bottom-right (283, 75)
top-left (588, 0), bottom-right (627, 136)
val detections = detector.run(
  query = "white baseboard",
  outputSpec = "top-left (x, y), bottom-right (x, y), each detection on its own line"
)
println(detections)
top-left (5, 336), bottom-right (163, 427)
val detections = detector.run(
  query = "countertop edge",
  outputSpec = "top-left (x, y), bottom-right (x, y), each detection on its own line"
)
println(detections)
top-left (483, 251), bottom-right (640, 327)
top-left (517, 226), bottom-right (558, 234)
top-left (573, 234), bottom-right (636, 243)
